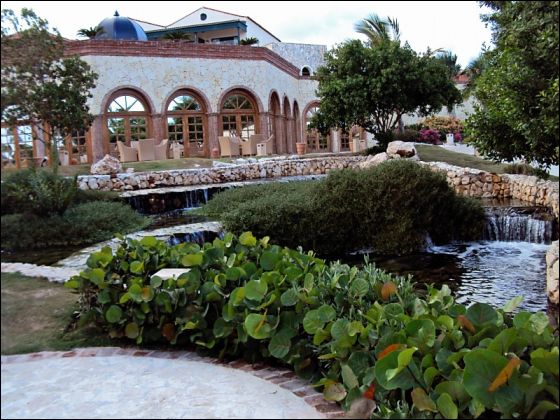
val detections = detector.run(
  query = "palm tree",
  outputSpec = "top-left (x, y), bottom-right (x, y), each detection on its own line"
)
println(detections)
top-left (462, 48), bottom-right (492, 98)
top-left (76, 26), bottom-right (103, 39)
top-left (240, 37), bottom-right (259, 46)
top-left (354, 13), bottom-right (400, 46)
top-left (436, 50), bottom-right (462, 79)
top-left (161, 31), bottom-right (192, 41)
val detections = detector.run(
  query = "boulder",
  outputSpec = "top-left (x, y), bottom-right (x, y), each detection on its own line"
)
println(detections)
top-left (386, 141), bottom-right (417, 158)
top-left (359, 152), bottom-right (389, 169)
top-left (90, 154), bottom-right (122, 175)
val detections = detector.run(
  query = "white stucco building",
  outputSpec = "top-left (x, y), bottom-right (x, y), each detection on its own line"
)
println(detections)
top-left (2, 7), bottom-right (366, 168)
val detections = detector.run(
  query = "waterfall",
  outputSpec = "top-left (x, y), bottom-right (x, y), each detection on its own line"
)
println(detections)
top-left (483, 206), bottom-right (557, 244)
top-left (167, 230), bottom-right (220, 246)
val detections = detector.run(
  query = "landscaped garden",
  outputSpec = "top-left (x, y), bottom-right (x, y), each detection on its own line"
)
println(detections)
top-left (1, 1), bottom-right (559, 419)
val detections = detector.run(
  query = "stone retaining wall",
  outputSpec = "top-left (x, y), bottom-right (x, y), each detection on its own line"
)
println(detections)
top-left (77, 156), bottom-right (366, 192)
top-left (420, 162), bottom-right (559, 219)
top-left (546, 241), bottom-right (559, 305)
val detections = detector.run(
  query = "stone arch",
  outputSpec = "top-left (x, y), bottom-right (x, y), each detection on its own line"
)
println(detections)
top-left (301, 66), bottom-right (312, 76)
top-left (99, 85), bottom-right (155, 116)
top-left (219, 88), bottom-right (261, 141)
top-left (217, 85), bottom-right (264, 114)
top-left (161, 86), bottom-right (212, 115)
top-left (283, 96), bottom-right (293, 154)
top-left (102, 87), bottom-right (155, 157)
top-left (293, 100), bottom-right (301, 145)
top-left (164, 88), bottom-right (210, 157)
top-left (269, 91), bottom-right (283, 154)
top-left (303, 101), bottom-right (330, 153)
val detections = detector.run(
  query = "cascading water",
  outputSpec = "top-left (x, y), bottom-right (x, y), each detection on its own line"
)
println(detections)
top-left (483, 205), bottom-right (557, 244)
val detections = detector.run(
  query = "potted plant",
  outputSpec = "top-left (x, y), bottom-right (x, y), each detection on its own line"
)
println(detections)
top-left (296, 142), bottom-right (307, 156)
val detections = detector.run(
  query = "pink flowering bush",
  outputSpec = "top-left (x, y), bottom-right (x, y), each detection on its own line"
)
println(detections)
top-left (417, 128), bottom-right (442, 144)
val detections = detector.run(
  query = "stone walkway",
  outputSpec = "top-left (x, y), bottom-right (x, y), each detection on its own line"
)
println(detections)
top-left (1, 348), bottom-right (343, 419)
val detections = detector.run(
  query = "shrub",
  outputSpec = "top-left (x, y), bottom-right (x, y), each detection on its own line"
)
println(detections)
top-left (68, 232), bottom-right (559, 419)
top-left (374, 131), bottom-right (394, 149)
top-left (1, 169), bottom-right (77, 216)
top-left (503, 163), bottom-right (550, 180)
top-left (417, 128), bottom-right (442, 144)
top-left (200, 160), bottom-right (485, 256)
top-left (393, 129), bottom-right (419, 142)
top-left (1, 202), bottom-right (149, 250)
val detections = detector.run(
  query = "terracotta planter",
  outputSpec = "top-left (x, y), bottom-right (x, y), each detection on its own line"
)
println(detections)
top-left (296, 142), bottom-right (307, 156)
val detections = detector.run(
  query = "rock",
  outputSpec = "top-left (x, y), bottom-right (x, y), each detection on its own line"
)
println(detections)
top-left (359, 152), bottom-right (389, 169)
top-left (386, 141), bottom-right (416, 158)
top-left (126, 168), bottom-right (135, 173)
top-left (212, 161), bottom-right (236, 168)
top-left (90, 154), bottom-right (122, 175)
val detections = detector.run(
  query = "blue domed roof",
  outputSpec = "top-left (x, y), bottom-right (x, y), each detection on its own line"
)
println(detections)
top-left (95, 11), bottom-right (147, 41)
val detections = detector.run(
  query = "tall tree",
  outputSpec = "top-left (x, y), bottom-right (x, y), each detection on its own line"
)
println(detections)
top-left (466, 1), bottom-right (559, 166)
top-left (354, 13), bottom-right (400, 46)
top-left (1, 8), bottom-right (98, 173)
top-left (312, 39), bottom-right (461, 145)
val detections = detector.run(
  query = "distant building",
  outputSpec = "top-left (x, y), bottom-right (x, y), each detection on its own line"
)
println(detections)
top-left (3, 7), bottom-right (369, 169)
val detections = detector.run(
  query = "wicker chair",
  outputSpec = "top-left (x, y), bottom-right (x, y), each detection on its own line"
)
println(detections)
top-left (242, 134), bottom-right (262, 156)
top-left (154, 139), bottom-right (169, 160)
top-left (137, 138), bottom-right (156, 161)
top-left (218, 136), bottom-right (241, 157)
top-left (260, 134), bottom-right (274, 155)
top-left (116, 141), bottom-right (138, 163)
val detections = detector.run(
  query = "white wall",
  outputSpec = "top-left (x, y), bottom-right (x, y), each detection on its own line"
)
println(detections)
top-left (168, 8), bottom-right (244, 28)
top-left (264, 43), bottom-right (326, 75)
top-left (245, 19), bottom-right (279, 45)
top-left (82, 55), bottom-right (319, 115)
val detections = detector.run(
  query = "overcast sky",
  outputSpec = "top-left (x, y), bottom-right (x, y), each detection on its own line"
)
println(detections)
top-left (2, 1), bottom-right (493, 68)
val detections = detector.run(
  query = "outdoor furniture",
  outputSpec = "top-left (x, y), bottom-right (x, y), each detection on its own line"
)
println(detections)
top-left (242, 134), bottom-right (263, 156)
top-left (116, 141), bottom-right (138, 163)
top-left (260, 134), bottom-right (274, 155)
top-left (137, 138), bottom-right (156, 161)
top-left (218, 136), bottom-right (241, 157)
top-left (171, 142), bottom-right (184, 159)
top-left (154, 139), bottom-right (169, 160)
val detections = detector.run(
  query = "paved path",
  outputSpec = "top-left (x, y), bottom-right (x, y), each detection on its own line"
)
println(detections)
top-left (1, 348), bottom-right (343, 419)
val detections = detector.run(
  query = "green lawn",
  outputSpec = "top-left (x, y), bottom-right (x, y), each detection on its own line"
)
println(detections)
top-left (416, 145), bottom-right (558, 181)
top-left (0, 273), bottom-right (114, 355)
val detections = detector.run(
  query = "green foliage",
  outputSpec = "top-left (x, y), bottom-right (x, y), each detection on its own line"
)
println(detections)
top-left (1, 8), bottom-right (98, 175)
top-left (312, 39), bottom-right (461, 136)
top-left (466, 1), bottom-right (559, 166)
top-left (502, 163), bottom-right (550, 180)
top-left (69, 233), bottom-right (559, 419)
top-left (1, 169), bottom-right (77, 216)
top-left (1, 201), bottom-right (150, 250)
top-left (240, 37), bottom-right (259, 46)
top-left (200, 160), bottom-right (485, 256)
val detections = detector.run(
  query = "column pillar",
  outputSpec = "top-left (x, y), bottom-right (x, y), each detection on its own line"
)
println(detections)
top-left (207, 113), bottom-right (219, 156)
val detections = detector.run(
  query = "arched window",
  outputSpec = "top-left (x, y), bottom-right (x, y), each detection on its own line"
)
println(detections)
top-left (305, 106), bottom-right (329, 152)
top-left (301, 66), bottom-right (312, 76)
top-left (221, 92), bottom-right (257, 140)
top-left (105, 91), bottom-right (150, 156)
top-left (166, 92), bottom-right (206, 157)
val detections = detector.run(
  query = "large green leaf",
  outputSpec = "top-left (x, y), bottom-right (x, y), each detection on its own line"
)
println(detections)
top-left (349, 277), bottom-right (369, 297)
top-left (213, 318), bottom-right (233, 338)
top-left (374, 350), bottom-right (416, 390)
top-left (244, 313), bottom-right (271, 339)
top-left (303, 310), bottom-right (323, 334)
top-left (437, 393), bottom-right (458, 419)
top-left (269, 329), bottom-right (292, 358)
top-left (317, 304), bottom-right (336, 323)
top-left (323, 382), bottom-right (347, 402)
top-left (487, 328), bottom-right (517, 355)
top-left (435, 381), bottom-right (469, 407)
top-left (502, 296), bottom-right (523, 313)
top-left (386, 347), bottom-right (417, 381)
top-left (89, 268), bottom-right (106, 286)
top-left (181, 253), bottom-right (203, 267)
top-left (280, 289), bottom-right (298, 306)
top-left (341, 364), bottom-right (359, 389)
top-left (125, 322), bottom-right (139, 339)
top-left (239, 231), bottom-right (257, 247)
top-left (412, 387), bottom-right (437, 412)
top-left (105, 305), bottom-right (122, 323)
top-left (406, 319), bottom-right (435, 349)
top-left (466, 303), bottom-right (498, 328)
top-left (130, 261), bottom-right (144, 274)
top-left (463, 349), bottom-right (509, 407)
top-left (530, 347), bottom-right (559, 376)
top-left (260, 251), bottom-right (278, 270)
top-left (245, 279), bottom-right (267, 302)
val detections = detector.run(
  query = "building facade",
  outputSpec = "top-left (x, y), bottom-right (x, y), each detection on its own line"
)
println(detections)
top-left (3, 7), bottom-right (370, 168)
